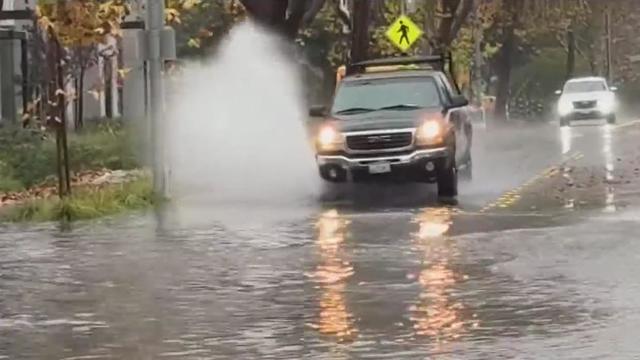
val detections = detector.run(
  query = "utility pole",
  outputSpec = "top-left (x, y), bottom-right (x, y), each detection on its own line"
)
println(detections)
top-left (146, 0), bottom-right (175, 197)
top-left (604, 6), bottom-right (612, 82)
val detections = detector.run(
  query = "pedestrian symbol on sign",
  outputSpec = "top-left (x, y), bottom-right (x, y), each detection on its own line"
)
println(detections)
top-left (386, 15), bottom-right (423, 52)
top-left (398, 21), bottom-right (410, 45)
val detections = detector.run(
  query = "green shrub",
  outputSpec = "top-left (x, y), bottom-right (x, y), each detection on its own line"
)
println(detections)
top-left (0, 120), bottom-right (142, 190)
top-left (0, 177), bottom-right (156, 222)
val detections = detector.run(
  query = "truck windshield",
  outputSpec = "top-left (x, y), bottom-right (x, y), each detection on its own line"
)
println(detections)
top-left (331, 77), bottom-right (441, 115)
top-left (564, 80), bottom-right (607, 93)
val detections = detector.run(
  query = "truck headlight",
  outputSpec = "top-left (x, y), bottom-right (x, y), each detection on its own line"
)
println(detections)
top-left (558, 99), bottom-right (572, 116)
top-left (317, 125), bottom-right (344, 151)
top-left (598, 97), bottom-right (615, 113)
top-left (416, 119), bottom-right (444, 146)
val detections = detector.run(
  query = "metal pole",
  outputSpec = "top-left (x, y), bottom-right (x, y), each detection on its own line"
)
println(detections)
top-left (604, 7), bottom-right (612, 82)
top-left (147, 0), bottom-right (167, 196)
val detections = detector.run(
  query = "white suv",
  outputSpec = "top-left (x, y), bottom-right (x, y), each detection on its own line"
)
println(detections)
top-left (556, 77), bottom-right (618, 126)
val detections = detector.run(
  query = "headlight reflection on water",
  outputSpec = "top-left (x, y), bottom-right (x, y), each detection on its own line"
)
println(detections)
top-left (409, 208), bottom-right (477, 346)
top-left (306, 209), bottom-right (357, 342)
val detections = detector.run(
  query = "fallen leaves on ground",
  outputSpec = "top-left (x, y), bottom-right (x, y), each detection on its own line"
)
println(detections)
top-left (0, 169), bottom-right (147, 208)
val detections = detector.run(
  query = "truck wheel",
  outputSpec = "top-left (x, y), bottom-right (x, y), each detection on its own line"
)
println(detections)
top-left (437, 159), bottom-right (458, 198)
top-left (560, 117), bottom-right (570, 127)
top-left (607, 114), bottom-right (616, 124)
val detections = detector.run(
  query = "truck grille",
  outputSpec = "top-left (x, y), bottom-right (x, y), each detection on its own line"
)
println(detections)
top-left (573, 100), bottom-right (597, 109)
top-left (346, 132), bottom-right (413, 151)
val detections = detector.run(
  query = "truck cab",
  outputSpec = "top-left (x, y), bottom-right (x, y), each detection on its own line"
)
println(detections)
top-left (310, 56), bottom-right (473, 198)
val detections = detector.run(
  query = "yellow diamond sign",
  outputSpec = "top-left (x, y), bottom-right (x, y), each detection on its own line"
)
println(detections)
top-left (386, 15), bottom-right (423, 52)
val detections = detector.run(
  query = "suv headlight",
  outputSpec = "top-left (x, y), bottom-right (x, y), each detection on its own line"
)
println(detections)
top-left (317, 125), bottom-right (344, 151)
top-left (558, 98), bottom-right (572, 116)
top-left (416, 118), bottom-right (445, 146)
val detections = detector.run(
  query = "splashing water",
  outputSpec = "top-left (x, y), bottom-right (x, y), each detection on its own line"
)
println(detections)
top-left (166, 21), bottom-right (320, 206)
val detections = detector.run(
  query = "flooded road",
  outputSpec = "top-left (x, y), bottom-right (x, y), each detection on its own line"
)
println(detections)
top-left (2, 120), bottom-right (640, 359)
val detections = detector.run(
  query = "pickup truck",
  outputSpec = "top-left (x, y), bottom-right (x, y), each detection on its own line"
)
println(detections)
top-left (310, 56), bottom-right (473, 198)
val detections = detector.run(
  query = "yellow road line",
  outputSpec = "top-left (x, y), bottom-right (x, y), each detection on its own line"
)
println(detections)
top-left (480, 151), bottom-right (583, 213)
top-left (614, 119), bottom-right (640, 130)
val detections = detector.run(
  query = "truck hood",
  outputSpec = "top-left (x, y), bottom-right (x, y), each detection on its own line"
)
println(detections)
top-left (332, 108), bottom-right (441, 132)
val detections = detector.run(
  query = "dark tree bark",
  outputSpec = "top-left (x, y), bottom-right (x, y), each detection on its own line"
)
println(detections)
top-left (239, 0), bottom-right (327, 38)
top-left (494, 0), bottom-right (524, 122)
top-left (104, 58), bottom-right (113, 119)
top-left (435, 0), bottom-right (474, 53)
top-left (566, 27), bottom-right (576, 80)
top-left (351, 0), bottom-right (372, 64)
top-left (76, 67), bottom-right (85, 129)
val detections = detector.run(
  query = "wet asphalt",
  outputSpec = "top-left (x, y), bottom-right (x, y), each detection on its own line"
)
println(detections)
top-left (2, 118), bottom-right (640, 359)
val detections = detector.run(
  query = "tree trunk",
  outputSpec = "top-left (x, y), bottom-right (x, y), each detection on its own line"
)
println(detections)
top-left (437, 0), bottom-right (459, 53)
top-left (494, 0), bottom-right (523, 122)
top-left (494, 33), bottom-right (514, 122)
top-left (76, 67), bottom-right (85, 129)
top-left (55, 127), bottom-right (65, 197)
top-left (351, 0), bottom-right (371, 64)
top-left (239, 0), bottom-right (288, 36)
top-left (104, 58), bottom-right (113, 119)
top-left (57, 49), bottom-right (71, 196)
top-left (566, 27), bottom-right (576, 80)
top-left (55, 38), bottom-right (71, 196)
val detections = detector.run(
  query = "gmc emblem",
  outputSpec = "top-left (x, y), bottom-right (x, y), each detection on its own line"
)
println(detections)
top-left (367, 135), bottom-right (393, 143)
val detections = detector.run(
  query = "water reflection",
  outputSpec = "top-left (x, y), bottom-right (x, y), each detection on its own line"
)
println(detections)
top-left (563, 165), bottom-right (575, 210)
top-left (603, 125), bottom-right (617, 213)
top-left (561, 126), bottom-right (573, 155)
top-left (307, 209), bottom-right (357, 342)
top-left (409, 208), bottom-right (470, 344)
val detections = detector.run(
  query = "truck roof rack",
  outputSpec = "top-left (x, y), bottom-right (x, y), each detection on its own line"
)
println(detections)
top-left (345, 53), bottom-right (460, 92)
top-left (347, 55), bottom-right (451, 75)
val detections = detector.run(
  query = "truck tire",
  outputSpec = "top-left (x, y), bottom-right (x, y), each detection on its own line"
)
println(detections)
top-left (607, 114), bottom-right (616, 124)
top-left (437, 159), bottom-right (458, 198)
top-left (560, 117), bottom-right (570, 127)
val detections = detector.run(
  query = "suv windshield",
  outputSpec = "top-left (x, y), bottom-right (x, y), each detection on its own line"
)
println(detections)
top-left (331, 77), bottom-right (441, 115)
top-left (563, 80), bottom-right (607, 93)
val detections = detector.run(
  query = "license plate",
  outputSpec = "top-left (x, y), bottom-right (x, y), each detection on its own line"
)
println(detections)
top-left (368, 162), bottom-right (391, 174)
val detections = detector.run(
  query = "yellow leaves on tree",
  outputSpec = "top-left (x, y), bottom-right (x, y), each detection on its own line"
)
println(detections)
top-left (36, 0), bottom-right (129, 48)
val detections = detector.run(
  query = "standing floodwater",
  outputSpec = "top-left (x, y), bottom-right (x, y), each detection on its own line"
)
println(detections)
top-left (166, 21), bottom-right (319, 206)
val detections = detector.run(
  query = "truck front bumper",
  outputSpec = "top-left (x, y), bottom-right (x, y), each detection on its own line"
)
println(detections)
top-left (316, 147), bottom-right (449, 183)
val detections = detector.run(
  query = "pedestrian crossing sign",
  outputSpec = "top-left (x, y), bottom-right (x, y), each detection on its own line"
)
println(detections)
top-left (386, 15), bottom-right (423, 52)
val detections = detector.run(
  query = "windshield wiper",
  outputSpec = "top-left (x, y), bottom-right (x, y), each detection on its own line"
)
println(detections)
top-left (334, 107), bottom-right (376, 115)
top-left (377, 104), bottom-right (423, 111)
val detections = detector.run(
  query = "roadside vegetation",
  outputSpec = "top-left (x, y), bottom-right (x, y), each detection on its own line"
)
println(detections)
top-left (0, 120), bottom-right (155, 222)
top-left (1, 176), bottom-right (155, 223)
top-left (0, 121), bottom-right (138, 192)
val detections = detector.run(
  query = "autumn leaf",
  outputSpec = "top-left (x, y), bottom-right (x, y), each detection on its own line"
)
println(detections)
top-left (165, 8), bottom-right (181, 24)
top-left (182, 0), bottom-right (202, 10)
top-left (117, 68), bottom-right (132, 79)
top-left (198, 28), bottom-right (214, 38)
top-left (187, 38), bottom-right (201, 48)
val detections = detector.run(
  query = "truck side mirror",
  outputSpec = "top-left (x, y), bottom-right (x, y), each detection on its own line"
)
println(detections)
top-left (309, 105), bottom-right (327, 117)
top-left (449, 95), bottom-right (469, 109)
